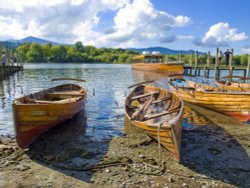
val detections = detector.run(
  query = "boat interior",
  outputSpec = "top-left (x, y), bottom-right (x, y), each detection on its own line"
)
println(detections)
top-left (126, 85), bottom-right (182, 126)
top-left (14, 84), bottom-right (86, 104)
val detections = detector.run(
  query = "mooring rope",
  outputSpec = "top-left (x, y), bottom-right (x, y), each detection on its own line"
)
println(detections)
top-left (157, 122), bottom-right (165, 168)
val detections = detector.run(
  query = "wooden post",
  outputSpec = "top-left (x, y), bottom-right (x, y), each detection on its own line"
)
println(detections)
top-left (0, 45), bottom-right (2, 67)
top-left (207, 51), bottom-right (210, 67)
top-left (214, 48), bottom-right (219, 79)
top-left (0, 45), bottom-right (2, 77)
top-left (229, 66), bottom-right (234, 81)
top-left (243, 69), bottom-right (247, 80)
top-left (218, 69), bottom-right (220, 79)
top-left (203, 65), bottom-right (207, 78)
top-left (228, 48), bottom-right (234, 81)
top-left (11, 49), bottom-right (15, 66)
top-left (16, 51), bottom-right (19, 66)
top-left (198, 68), bottom-right (201, 76)
top-left (6, 47), bottom-right (10, 65)
top-left (166, 55), bottom-right (169, 63)
top-left (246, 54), bottom-right (250, 80)
top-left (194, 51), bottom-right (198, 76)
top-left (229, 48), bottom-right (233, 67)
top-left (189, 53), bottom-right (193, 66)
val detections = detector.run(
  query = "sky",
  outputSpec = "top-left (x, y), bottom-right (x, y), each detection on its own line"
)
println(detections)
top-left (0, 0), bottom-right (249, 54)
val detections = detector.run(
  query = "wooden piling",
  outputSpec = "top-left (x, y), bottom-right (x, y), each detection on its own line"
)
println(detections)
top-left (0, 45), bottom-right (3, 77)
top-left (229, 48), bottom-right (233, 67)
top-left (214, 48), bottom-right (219, 79)
top-left (6, 47), bottom-right (10, 65)
top-left (11, 49), bottom-right (15, 66)
top-left (229, 66), bottom-right (234, 81)
top-left (207, 51), bottom-right (210, 67)
top-left (166, 54), bottom-right (169, 63)
top-left (16, 51), bottom-right (18, 66)
top-left (203, 65), bottom-right (207, 78)
top-left (246, 54), bottom-right (250, 80)
top-left (194, 51), bottom-right (198, 76)
top-left (0, 45), bottom-right (2, 66)
top-left (189, 53), bottom-right (193, 66)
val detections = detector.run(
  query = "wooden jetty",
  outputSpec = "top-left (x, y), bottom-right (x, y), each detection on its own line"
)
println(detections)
top-left (0, 46), bottom-right (23, 80)
top-left (183, 48), bottom-right (250, 80)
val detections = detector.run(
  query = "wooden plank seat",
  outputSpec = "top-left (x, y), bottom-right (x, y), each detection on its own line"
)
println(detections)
top-left (30, 97), bottom-right (80, 104)
top-left (131, 91), bottom-right (159, 100)
top-left (143, 109), bottom-right (180, 121)
top-left (46, 91), bottom-right (85, 98)
top-left (128, 95), bottom-right (172, 109)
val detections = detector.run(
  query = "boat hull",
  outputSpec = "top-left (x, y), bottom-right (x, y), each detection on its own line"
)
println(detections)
top-left (132, 63), bottom-right (183, 75)
top-left (170, 85), bottom-right (250, 122)
top-left (125, 113), bottom-right (182, 161)
top-left (13, 100), bottom-right (85, 148)
top-left (125, 85), bottom-right (183, 161)
top-left (12, 82), bottom-right (87, 148)
top-left (216, 81), bottom-right (250, 92)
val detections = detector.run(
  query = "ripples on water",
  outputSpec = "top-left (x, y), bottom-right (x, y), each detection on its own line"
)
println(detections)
top-left (0, 64), bottom-right (132, 139)
top-left (0, 63), bottom-right (211, 139)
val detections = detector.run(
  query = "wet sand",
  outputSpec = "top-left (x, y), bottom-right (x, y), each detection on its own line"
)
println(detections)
top-left (0, 106), bottom-right (250, 188)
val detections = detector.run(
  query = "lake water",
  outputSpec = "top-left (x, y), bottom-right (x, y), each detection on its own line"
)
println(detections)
top-left (0, 63), bottom-right (211, 139)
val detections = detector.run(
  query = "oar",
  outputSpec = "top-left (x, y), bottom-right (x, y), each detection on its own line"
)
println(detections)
top-left (51, 78), bottom-right (86, 82)
top-left (128, 80), bottom-right (155, 89)
top-left (131, 95), bottom-right (154, 121)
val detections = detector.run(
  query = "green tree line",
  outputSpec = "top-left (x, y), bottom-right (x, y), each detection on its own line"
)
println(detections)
top-left (17, 42), bottom-right (139, 63)
top-left (15, 42), bottom-right (249, 65)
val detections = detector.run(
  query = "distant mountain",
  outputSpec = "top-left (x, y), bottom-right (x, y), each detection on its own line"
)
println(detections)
top-left (127, 47), bottom-right (203, 55)
top-left (0, 41), bottom-right (19, 49)
top-left (6, 36), bottom-right (59, 45)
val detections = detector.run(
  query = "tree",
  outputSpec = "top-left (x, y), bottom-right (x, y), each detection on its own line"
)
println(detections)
top-left (50, 45), bottom-right (67, 62)
top-left (74, 41), bottom-right (84, 53)
top-left (240, 54), bottom-right (249, 66)
top-left (26, 43), bottom-right (44, 62)
top-left (117, 54), bottom-right (129, 63)
top-left (198, 53), bottom-right (207, 64)
top-left (17, 43), bottom-right (30, 62)
top-left (233, 55), bottom-right (241, 65)
top-left (84, 45), bottom-right (97, 56)
top-left (42, 43), bottom-right (52, 62)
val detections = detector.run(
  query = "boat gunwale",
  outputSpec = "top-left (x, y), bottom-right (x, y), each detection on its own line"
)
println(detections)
top-left (12, 83), bottom-right (87, 106)
top-left (169, 80), bottom-right (250, 95)
top-left (125, 85), bottom-right (184, 129)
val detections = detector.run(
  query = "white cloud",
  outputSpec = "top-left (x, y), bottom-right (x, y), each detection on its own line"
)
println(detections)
top-left (194, 22), bottom-right (248, 47)
top-left (0, 0), bottom-right (191, 47)
top-left (0, 0), bottom-right (128, 43)
top-left (90, 0), bottom-right (191, 47)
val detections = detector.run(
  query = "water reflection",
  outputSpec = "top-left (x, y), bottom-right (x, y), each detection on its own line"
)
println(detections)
top-left (0, 64), bottom-right (132, 139)
top-left (182, 105), bottom-right (212, 129)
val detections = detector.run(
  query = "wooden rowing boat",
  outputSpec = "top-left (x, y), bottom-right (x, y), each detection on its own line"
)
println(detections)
top-left (169, 78), bottom-right (250, 122)
top-left (132, 54), bottom-right (183, 75)
top-left (215, 75), bottom-right (250, 91)
top-left (12, 78), bottom-right (87, 148)
top-left (125, 81), bottom-right (184, 161)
